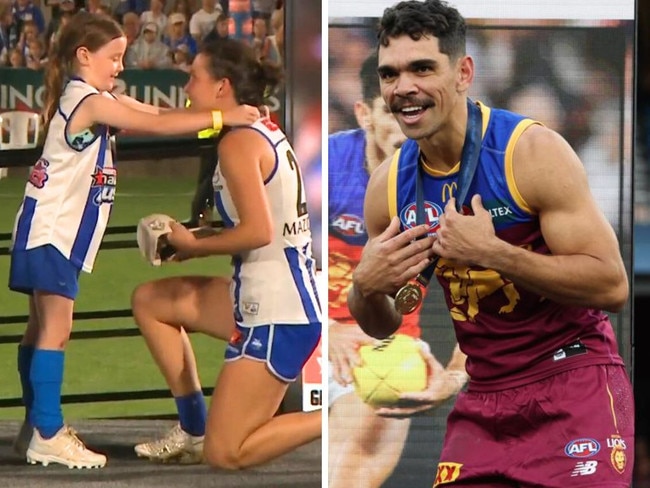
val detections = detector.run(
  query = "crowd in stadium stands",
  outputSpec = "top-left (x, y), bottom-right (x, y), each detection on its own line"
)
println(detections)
top-left (0, 0), bottom-right (283, 70)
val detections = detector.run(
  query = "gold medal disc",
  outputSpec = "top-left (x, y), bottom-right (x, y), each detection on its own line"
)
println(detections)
top-left (394, 282), bottom-right (423, 315)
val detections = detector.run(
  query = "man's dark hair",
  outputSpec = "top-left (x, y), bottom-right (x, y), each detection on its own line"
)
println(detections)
top-left (360, 52), bottom-right (381, 104)
top-left (378, 0), bottom-right (466, 60)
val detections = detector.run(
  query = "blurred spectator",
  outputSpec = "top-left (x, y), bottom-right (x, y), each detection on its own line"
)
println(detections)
top-left (44, 0), bottom-right (76, 52)
top-left (250, 16), bottom-right (268, 58)
top-left (251, 16), bottom-right (278, 63)
top-left (94, 2), bottom-right (113, 17)
top-left (140, 0), bottom-right (167, 40)
top-left (202, 11), bottom-right (228, 43)
top-left (217, 0), bottom-right (227, 15)
top-left (125, 21), bottom-right (171, 68)
top-left (8, 46), bottom-right (23, 67)
top-left (13, 0), bottom-right (45, 33)
top-left (47, 10), bottom-right (72, 52)
top-left (188, 0), bottom-right (222, 42)
top-left (267, 3), bottom-right (282, 63)
top-left (25, 36), bottom-right (45, 69)
top-left (48, 0), bottom-right (78, 20)
top-left (228, 0), bottom-right (251, 41)
top-left (121, 11), bottom-right (141, 48)
top-left (0, 0), bottom-right (20, 66)
top-left (86, 0), bottom-right (104, 14)
top-left (128, 0), bottom-right (149, 15)
top-left (171, 43), bottom-right (190, 71)
top-left (163, 12), bottom-right (196, 57)
top-left (18, 19), bottom-right (39, 61)
top-left (167, 0), bottom-right (194, 26)
top-left (251, 0), bottom-right (274, 26)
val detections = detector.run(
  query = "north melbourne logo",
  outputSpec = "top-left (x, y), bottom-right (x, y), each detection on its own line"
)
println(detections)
top-left (28, 158), bottom-right (50, 189)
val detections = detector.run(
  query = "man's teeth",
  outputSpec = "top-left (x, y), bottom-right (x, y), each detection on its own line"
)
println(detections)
top-left (401, 106), bottom-right (423, 114)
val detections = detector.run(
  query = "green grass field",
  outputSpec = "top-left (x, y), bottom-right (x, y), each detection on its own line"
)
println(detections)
top-left (0, 175), bottom-right (232, 420)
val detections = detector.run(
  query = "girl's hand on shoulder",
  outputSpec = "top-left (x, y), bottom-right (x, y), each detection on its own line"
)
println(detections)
top-left (221, 104), bottom-right (260, 126)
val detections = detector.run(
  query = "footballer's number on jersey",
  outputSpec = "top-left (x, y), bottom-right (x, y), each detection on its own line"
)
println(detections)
top-left (286, 149), bottom-right (308, 218)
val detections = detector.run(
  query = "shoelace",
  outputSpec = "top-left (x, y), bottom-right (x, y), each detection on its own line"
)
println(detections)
top-left (145, 427), bottom-right (184, 453)
top-left (63, 426), bottom-right (87, 452)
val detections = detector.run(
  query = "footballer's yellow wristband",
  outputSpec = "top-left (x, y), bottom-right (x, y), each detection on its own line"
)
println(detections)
top-left (211, 110), bottom-right (223, 131)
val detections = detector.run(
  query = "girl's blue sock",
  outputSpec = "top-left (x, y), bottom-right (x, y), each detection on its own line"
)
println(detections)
top-left (175, 391), bottom-right (207, 437)
top-left (29, 349), bottom-right (65, 439)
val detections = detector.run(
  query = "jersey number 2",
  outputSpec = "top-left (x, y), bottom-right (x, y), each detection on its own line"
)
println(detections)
top-left (286, 149), bottom-right (308, 217)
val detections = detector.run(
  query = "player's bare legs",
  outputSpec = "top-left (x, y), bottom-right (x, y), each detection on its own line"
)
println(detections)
top-left (13, 297), bottom-right (41, 456)
top-left (329, 391), bottom-right (410, 488)
top-left (32, 292), bottom-right (74, 349)
top-left (131, 276), bottom-right (234, 396)
top-left (204, 358), bottom-right (322, 469)
top-left (23, 292), bottom-right (105, 468)
top-left (22, 296), bottom-right (41, 345)
top-left (131, 275), bottom-right (321, 469)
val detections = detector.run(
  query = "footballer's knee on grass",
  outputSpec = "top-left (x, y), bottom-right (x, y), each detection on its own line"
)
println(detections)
top-left (203, 442), bottom-right (244, 471)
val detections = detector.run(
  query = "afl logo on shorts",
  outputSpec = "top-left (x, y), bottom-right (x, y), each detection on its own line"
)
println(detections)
top-left (564, 438), bottom-right (600, 458)
top-left (400, 201), bottom-right (442, 234)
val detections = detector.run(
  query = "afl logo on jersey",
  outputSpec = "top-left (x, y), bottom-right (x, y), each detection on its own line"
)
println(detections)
top-left (331, 214), bottom-right (365, 237)
top-left (91, 166), bottom-right (117, 206)
top-left (400, 201), bottom-right (443, 234)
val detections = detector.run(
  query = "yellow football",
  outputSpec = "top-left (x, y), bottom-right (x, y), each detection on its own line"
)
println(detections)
top-left (352, 334), bottom-right (428, 408)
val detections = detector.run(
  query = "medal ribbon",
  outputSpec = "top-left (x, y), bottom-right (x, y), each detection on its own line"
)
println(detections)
top-left (414, 99), bottom-right (483, 288)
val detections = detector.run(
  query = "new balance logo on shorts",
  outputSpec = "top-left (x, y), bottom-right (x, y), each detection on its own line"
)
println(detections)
top-left (571, 460), bottom-right (598, 477)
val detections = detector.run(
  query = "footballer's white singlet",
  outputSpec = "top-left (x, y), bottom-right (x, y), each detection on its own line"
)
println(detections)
top-left (12, 78), bottom-right (116, 273)
top-left (213, 118), bottom-right (321, 327)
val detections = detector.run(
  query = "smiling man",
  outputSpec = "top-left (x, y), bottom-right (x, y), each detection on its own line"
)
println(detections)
top-left (347, 1), bottom-right (634, 487)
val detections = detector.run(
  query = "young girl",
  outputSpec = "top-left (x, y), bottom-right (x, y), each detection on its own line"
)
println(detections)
top-left (9, 11), bottom-right (259, 469)
top-left (131, 38), bottom-right (322, 468)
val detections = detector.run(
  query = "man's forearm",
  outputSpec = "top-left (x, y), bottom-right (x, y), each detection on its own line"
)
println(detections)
top-left (347, 284), bottom-right (402, 338)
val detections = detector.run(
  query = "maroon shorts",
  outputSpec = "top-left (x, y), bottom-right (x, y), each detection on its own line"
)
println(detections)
top-left (434, 364), bottom-right (634, 487)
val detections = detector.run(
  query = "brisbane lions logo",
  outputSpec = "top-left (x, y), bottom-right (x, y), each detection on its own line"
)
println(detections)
top-left (399, 201), bottom-right (443, 235)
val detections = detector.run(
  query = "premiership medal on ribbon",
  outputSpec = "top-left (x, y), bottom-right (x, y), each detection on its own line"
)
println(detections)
top-left (394, 281), bottom-right (424, 314)
top-left (393, 99), bottom-right (483, 316)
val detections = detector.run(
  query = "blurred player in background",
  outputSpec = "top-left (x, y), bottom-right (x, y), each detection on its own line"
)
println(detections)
top-left (130, 38), bottom-right (321, 469)
top-left (9, 11), bottom-right (258, 469)
top-left (348, 1), bottom-right (634, 486)
top-left (328, 52), bottom-right (467, 488)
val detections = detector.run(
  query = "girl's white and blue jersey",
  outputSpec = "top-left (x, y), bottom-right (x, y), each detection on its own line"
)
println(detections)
top-left (213, 118), bottom-right (321, 328)
top-left (11, 79), bottom-right (115, 273)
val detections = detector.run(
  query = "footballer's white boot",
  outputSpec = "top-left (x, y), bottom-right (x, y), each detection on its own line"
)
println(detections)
top-left (134, 424), bottom-right (204, 464)
top-left (26, 425), bottom-right (107, 469)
